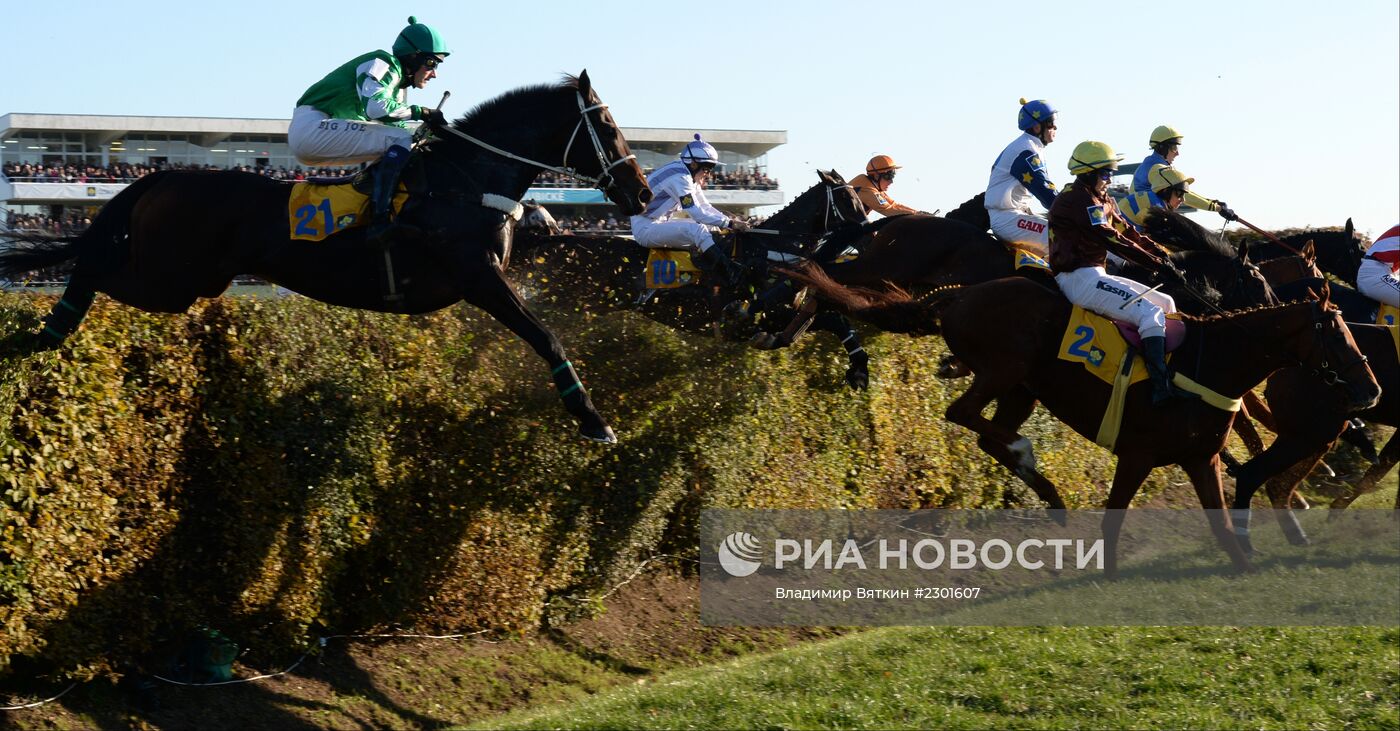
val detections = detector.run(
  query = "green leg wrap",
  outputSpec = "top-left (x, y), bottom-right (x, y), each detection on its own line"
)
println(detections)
top-left (552, 360), bottom-right (583, 398)
top-left (39, 287), bottom-right (96, 347)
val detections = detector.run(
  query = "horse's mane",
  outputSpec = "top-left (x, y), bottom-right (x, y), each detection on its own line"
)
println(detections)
top-left (1144, 209), bottom-right (1235, 257)
top-left (1173, 295), bottom-right (1324, 325)
top-left (760, 178), bottom-right (826, 224)
top-left (451, 74), bottom-right (579, 133)
top-left (944, 193), bottom-right (990, 231)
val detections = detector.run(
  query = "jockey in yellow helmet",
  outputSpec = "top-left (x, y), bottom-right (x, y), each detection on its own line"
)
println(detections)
top-left (1133, 126), bottom-right (1236, 222)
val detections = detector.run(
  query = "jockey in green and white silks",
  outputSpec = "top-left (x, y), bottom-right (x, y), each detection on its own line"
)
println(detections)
top-left (288, 15), bottom-right (449, 245)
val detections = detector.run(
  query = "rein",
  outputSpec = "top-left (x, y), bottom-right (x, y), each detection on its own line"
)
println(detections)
top-left (436, 91), bottom-right (635, 190)
top-left (1234, 215), bottom-right (1307, 257)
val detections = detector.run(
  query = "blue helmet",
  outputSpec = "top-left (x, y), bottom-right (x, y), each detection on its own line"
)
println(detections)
top-left (1017, 98), bottom-right (1057, 131)
top-left (679, 134), bottom-right (720, 165)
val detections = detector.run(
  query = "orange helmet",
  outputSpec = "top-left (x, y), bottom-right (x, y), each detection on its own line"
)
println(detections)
top-left (866, 155), bottom-right (901, 176)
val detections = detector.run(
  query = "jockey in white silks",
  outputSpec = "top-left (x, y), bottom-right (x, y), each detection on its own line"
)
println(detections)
top-left (630, 134), bottom-right (750, 285)
top-left (985, 98), bottom-right (1059, 258)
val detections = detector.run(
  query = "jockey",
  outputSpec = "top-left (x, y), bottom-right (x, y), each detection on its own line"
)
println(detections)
top-left (1118, 166), bottom-right (1196, 231)
top-left (631, 134), bottom-right (750, 286)
top-left (1133, 126), bottom-right (1236, 222)
top-left (1049, 141), bottom-right (1197, 404)
top-left (1357, 224), bottom-right (1400, 307)
top-left (850, 155), bottom-right (919, 217)
top-left (288, 16), bottom-right (449, 246)
top-left (986, 99), bottom-right (1060, 258)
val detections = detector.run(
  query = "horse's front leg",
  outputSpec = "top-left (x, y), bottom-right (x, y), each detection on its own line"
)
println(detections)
top-left (1101, 455), bottom-right (1154, 580)
top-left (1330, 433), bottom-right (1400, 511)
top-left (1184, 454), bottom-right (1252, 574)
top-left (463, 262), bottom-right (615, 443)
top-left (1229, 434), bottom-right (1325, 554)
top-left (812, 311), bottom-right (868, 390)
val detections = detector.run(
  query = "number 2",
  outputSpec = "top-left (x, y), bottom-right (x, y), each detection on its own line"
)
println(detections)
top-left (1067, 325), bottom-right (1094, 358)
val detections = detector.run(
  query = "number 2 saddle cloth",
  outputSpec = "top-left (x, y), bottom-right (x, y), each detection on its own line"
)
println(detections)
top-left (1057, 306), bottom-right (1238, 451)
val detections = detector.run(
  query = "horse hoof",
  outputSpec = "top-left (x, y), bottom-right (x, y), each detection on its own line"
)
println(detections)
top-left (845, 370), bottom-right (869, 390)
top-left (581, 425), bottom-right (618, 444)
top-left (1286, 534), bottom-right (1311, 547)
top-left (935, 358), bottom-right (972, 379)
top-left (749, 332), bottom-right (777, 350)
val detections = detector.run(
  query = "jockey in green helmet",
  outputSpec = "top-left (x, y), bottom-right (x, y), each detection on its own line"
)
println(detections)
top-left (289, 16), bottom-right (450, 246)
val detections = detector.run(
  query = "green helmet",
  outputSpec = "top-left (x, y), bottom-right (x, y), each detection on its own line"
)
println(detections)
top-left (393, 16), bottom-right (450, 61)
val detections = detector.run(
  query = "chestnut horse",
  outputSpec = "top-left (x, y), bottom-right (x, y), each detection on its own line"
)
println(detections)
top-left (0, 72), bottom-right (650, 443)
top-left (786, 267), bottom-right (1381, 577)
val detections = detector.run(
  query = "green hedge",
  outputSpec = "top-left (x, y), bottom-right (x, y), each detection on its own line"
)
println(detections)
top-left (0, 291), bottom-right (1144, 679)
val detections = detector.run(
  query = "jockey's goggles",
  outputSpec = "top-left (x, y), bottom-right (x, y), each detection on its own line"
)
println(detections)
top-left (1095, 169), bottom-right (1115, 181)
top-left (421, 56), bottom-right (442, 70)
top-left (880, 170), bottom-right (897, 180)
top-left (1162, 184), bottom-right (1188, 196)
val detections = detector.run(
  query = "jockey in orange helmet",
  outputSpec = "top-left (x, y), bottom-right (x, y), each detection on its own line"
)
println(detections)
top-left (850, 155), bottom-right (920, 217)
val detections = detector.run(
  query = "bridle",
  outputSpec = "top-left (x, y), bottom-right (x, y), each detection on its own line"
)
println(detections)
top-left (436, 90), bottom-right (636, 196)
top-left (822, 181), bottom-right (861, 232)
top-left (1298, 300), bottom-right (1371, 388)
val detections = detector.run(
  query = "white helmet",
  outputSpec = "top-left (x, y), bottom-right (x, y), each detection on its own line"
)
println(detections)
top-left (679, 133), bottom-right (720, 166)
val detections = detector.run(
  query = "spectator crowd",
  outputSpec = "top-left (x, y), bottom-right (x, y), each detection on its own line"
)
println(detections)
top-left (3, 161), bottom-right (362, 184)
top-left (532, 167), bottom-right (777, 190)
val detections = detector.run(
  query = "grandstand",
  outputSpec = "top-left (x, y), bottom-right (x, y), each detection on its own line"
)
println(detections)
top-left (0, 113), bottom-right (787, 229)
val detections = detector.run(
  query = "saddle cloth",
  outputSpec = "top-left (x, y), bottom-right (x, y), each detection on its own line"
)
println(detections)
top-left (1378, 303), bottom-right (1398, 327)
top-left (1007, 243), bottom-right (1051, 272)
top-left (287, 179), bottom-right (408, 242)
top-left (644, 249), bottom-right (703, 289)
top-left (1057, 306), bottom-right (1232, 451)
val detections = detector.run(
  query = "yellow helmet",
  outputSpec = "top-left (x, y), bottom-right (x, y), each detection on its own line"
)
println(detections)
top-left (866, 155), bottom-right (901, 176)
top-left (1150, 125), bottom-right (1183, 147)
top-left (1148, 166), bottom-right (1195, 194)
top-left (1067, 141), bottom-right (1123, 175)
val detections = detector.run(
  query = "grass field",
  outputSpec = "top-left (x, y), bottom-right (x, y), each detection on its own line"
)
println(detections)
top-left (484, 625), bottom-right (1399, 730)
top-left (488, 500), bottom-right (1399, 730)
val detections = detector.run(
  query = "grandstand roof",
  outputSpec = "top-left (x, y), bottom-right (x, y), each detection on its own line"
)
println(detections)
top-left (1, 114), bottom-right (787, 154)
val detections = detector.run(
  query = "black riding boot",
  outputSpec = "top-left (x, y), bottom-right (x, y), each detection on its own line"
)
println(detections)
top-left (693, 245), bottom-right (744, 288)
top-left (1142, 335), bottom-right (1198, 405)
top-left (366, 144), bottom-right (420, 247)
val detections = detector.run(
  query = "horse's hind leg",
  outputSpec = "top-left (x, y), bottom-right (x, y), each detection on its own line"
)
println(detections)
top-left (463, 263), bottom-right (615, 443)
top-left (949, 381), bottom-right (1067, 512)
top-left (34, 272), bottom-right (100, 350)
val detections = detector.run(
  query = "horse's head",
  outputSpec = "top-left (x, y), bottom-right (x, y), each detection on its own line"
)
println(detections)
top-left (1293, 284), bottom-right (1381, 412)
top-left (1169, 244), bottom-right (1276, 310)
top-left (1276, 219), bottom-right (1364, 285)
top-left (562, 70), bottom-right (651, 215)
top-left (817, 169), bottom-right (867, 226)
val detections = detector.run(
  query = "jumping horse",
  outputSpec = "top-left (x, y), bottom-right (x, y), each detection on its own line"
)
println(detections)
top-left (0, 72), bottom-right (651, 443)
top-left (786, 266), bottom-right (1381, 577)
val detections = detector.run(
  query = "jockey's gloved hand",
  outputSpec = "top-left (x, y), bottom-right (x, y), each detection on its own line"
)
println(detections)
top-left (414, 106), bottom-right (448, 128)
top-left (727, 219), bottom-right (751, 232)
top-left (1216, 202), bottom-right (1238, 222)
top-left (1163, 261), bottom-right (1189, 283)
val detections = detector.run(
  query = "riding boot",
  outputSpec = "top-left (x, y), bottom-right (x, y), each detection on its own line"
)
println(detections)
top-left (366, 145), bottom-right (421, 248)
top-left (692, 245), bottom-right (744, 288)
top-left (1142, 335), bottom-right (1199, 405)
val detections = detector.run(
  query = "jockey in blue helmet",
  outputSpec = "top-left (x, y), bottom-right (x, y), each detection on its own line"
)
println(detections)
top-left (289, 16), bottom-right (450, 246)
top-left (630, 134), bottom-right (751, 286)
top-left (985, 98), bottom-right (1060, 258)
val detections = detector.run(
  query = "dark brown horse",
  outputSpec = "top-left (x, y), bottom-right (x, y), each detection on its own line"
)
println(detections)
top-left (786, 266), bottom-right (1381, 577)
top-left (0, 72), bottom-right (650, 443)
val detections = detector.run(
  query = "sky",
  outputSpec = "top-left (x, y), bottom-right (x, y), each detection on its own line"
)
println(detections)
top-left (3, 0), bottom-right (1397, 237)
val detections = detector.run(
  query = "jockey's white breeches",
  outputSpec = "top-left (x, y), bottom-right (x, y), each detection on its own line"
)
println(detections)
top-left (1055, 266), bottom-right (1176, 340)
top-left (288, 105), bottom-right (414, 166)
top-left (630, 218), bottom-right (718, 252)
top-left (989, 208), bottom-right (1049, 257)
top-left (1357, 259), bottom-right (1400, 307)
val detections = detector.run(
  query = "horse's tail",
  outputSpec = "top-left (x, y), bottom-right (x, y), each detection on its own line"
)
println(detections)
top-left (0, 172), bottom-right (163, 279)
top-left (779, 263), bottom-right (946, 335)
top-left (944, 192), bottom-right (990, 231)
